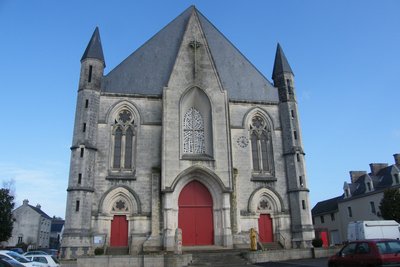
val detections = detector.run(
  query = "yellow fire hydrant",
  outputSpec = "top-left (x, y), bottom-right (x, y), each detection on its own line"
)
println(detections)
top-left (250, 228), bottom-right (257, 251)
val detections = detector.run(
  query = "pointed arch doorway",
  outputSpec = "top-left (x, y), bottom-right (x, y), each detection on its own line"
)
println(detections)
top-left (178, 180), bottom-right (214, 246)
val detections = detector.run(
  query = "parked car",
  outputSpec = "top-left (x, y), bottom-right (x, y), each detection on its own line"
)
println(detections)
top-left (0, 251), bottom-right (47, 267)
top-left (21, 253), bottom-right (47, 258)
top-left (8, 249), bottom-right (24, 255)
top-left (24, 256), bottom-right (58, 267)
top-left (0, 257), bottom-right (25, 267)
top-left (328, 239), bottom-right (400, 267)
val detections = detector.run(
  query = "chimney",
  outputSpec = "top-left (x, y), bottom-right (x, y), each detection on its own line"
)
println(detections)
top-left (36, 204), bottom-right (41, 210)
top-left (23, 199), bottom-right (29, 205)
top-left (369, 163), bottom-right (388, 175)
top-left (394, 154), bottom-right (400, 166)
top-left (349, 171), bottom-right (367, 183)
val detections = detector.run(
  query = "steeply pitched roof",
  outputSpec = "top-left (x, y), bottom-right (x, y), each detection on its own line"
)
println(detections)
top-left (81, 27), bottom-right (105, 66)
top-left (28, 205), bottom-right (51, 220)
top-left (344, 164), bottom-right (400, 198)
top-left (272, 43), bottom-right (294, 79)
top-left (51, 220), bottom-right (64, 232)
top-left (102, 6), bottom-right (278, 102)
top-left (312, 195), bottom-right (343, 216)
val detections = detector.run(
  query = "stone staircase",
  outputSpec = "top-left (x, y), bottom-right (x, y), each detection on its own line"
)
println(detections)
top-left (186, 249), bottom-right (256, 267)
top-left (106, 246), bottom-right (129, 255)
top-left (261, 241), bottom-right (283, 251)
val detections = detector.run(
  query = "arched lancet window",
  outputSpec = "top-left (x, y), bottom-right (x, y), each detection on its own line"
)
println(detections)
top-left (183, 107), bottom-right (205, 154)
top-left (112, 109), bottom-right (135, 169)
top-left (250, 115), bottom-right (273, 175)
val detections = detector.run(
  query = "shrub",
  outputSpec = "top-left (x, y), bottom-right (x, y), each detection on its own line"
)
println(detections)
top-left (94, 247), bottom-right (104, 255)
top-left (312, 238), bottom-right (323, 248)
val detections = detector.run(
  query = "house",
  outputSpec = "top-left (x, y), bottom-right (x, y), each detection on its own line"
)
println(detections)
top-left (61, 6), bottom-right (314, 259)
top-left (8, 200), bottom-right (52, 249)
top-left (312, 154), bottom-right (400, 245)
top-left (49, 217), bottom-right (64, 249)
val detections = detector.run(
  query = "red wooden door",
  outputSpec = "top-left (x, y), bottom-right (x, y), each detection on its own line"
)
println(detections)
top-left (258, 214), bottom-right (273, 243)
top-left (320, 231), bottom-right (329, 248)
top-left (178, 180), bottom-right (213, 245)
top-left (110, 215), bottom-right (128, 247)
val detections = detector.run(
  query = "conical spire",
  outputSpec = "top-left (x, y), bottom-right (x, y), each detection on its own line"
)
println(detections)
top-left (272, 43), bottom-right (293, 79)
top-left (81, 27), bottom-right (105, 66)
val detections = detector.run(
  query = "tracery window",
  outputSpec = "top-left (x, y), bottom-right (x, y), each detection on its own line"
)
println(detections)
top-left (250, 115), bottom-right (273, 175)
top-left (112, 110), bottom-right (135, 169)
top-left (183, 107), bottom-right (205, 154)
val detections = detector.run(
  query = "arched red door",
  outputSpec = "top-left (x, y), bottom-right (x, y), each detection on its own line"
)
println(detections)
top-left (178, 180), bottom-right (213, 245)
top-left (258, 214), bottom-right (273, 243)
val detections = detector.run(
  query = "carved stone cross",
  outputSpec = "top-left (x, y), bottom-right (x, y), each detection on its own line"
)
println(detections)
top-left (189, 38), bottom-right (201, 80)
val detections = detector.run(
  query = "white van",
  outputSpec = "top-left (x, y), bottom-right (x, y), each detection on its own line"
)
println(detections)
top-left (347, 220), bottom-right (400, 241)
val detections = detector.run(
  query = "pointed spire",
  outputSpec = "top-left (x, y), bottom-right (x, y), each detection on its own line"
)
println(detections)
top-left (272, 43), bottom-right (293, 79)
top-left (81, 27), bottom-right (105, 66)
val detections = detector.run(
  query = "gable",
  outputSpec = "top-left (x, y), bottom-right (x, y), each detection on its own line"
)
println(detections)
top-left (101, 6), bottom-right (278, 102)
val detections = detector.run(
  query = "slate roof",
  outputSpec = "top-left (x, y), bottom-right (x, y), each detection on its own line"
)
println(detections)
top-left (312, 195), bottom-right (343, 216)
top-left (28, 205), bottom-right (52, 220)
top-left (81, 27), bottom-right (105, 65)
top-left (272, 43), bottom-right (294, 79)
top-left (51, 220), bottom-right (64, 232)
top-left (345, 164), bottom-right (400, 198)
top-left (101, 6), bottom-right (278, 102)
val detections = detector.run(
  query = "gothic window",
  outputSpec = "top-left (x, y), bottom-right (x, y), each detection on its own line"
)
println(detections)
top-left (250, 115), bottom-right (274, 176)
top-left (183, 107), bottom-right (205, 154)
top-left (112, 109), bottom-right (135, 170)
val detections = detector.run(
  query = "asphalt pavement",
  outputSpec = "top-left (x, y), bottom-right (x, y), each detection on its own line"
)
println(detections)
top-left (255, 257), bottom-right (328, 267)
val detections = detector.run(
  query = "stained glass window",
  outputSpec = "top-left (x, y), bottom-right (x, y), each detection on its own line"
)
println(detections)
top-left (183, 107), bottom-right (205, 154)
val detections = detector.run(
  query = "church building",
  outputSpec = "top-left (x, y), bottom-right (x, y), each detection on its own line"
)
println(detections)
top-left (61, 6), bottom-right (314, 259)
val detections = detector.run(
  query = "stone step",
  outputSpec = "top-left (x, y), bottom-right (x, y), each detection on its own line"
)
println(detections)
top-left (187, 250), bottom-right (255, 267)
top-left (261, 242), bottom-right (283, 250)
top-left (106, 246), bottom-right (129, 255)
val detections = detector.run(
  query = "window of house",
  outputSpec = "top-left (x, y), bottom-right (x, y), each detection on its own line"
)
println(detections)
top-left (367, 182), bottom-right (372, 191)
top-left (18, 235), bottom-right (23, 244)
top-left (183, 107), bottom-right (205, 154)
top-left (112, 109), bottom-right (135, 169)
top-left (348, 206), bottom-right (353, 217)
top-left (250, 115), bottom-right (273, 175)
top-left (331, 213), bottom-right (335, 221)
top-left (370, 201), bottom-right (376, 214)
top-left (320, 215), bottom-right (325, 224)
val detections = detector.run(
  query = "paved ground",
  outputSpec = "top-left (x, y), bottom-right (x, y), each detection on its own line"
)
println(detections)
top-left (60, 257), bottom-right (329, 267)
top-left (255, 258), bottom-right (328, 267)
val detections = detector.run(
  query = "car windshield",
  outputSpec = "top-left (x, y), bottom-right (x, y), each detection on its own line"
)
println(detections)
top-left (376, 241), bottom-right (400, 254)
top-left (6, 251), bottom-right (30, 263)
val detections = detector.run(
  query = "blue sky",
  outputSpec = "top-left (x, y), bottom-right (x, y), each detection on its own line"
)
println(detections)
top-left (0, 0), bottom-right (399, 218)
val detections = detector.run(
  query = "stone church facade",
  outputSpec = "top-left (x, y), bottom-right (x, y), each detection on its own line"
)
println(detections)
top-left (61, 6), bottom-right (314, 259)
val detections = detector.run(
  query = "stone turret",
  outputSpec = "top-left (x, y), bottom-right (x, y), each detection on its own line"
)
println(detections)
top-left (62, 27), bottom-right (105, 259)
top-left (273, 43), bottom-right (314, 248)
